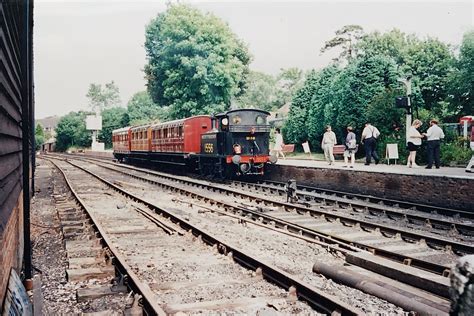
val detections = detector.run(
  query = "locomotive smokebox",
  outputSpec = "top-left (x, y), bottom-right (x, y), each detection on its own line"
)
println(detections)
top-left (232, 155), bottom-right (241, 165)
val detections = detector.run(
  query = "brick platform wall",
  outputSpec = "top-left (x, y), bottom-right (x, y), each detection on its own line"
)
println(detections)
top-left (265, 165), bottom-right (474, 211)
top-left (0, 194), bottom-right (24, 309)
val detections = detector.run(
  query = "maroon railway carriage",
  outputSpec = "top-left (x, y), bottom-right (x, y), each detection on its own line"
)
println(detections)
top-left (112, 109), bottom-right (276, 177)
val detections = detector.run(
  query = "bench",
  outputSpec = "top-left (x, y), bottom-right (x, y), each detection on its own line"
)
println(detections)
top-left (333, 145), bottom-right (346, 156)
top-left (282, 144), bottom-right (295, 153)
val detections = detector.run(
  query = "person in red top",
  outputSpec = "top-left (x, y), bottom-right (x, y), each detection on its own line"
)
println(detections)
top-left (466, 128), bottom-right (474, 173)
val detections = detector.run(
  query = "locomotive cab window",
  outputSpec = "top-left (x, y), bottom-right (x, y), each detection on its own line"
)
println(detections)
top-left (232, 115), bottom-right (242, 124)
top-left (256, 115), bottom-right (266, 125)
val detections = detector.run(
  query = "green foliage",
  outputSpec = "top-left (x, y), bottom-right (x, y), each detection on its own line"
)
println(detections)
top-left (333, 55), bottom-right (399, 138)
top-left (126, 91), bottom-right (167, 125)
top-left (356, 29), bottom-right (455, 115)
top-left (284, 70), bottom-right (319, 145)
top-left (321, 25), bottom-right (364, 62)
top-left (35, 123), bottom-right (44, 150)
top-left (275, 68), bottom-right (305, 105)
top-left (366, 88), bottom-right (405, 139)
top-left (305, 65), bottom-right (341, 150)
top-left (144, 4), bottom-right (251, 119)
top-left (356, 29), bottom-right (414, 63)
top-left (55, 112), bottom-right (92, 151)
top-left (98, 107), bottom-right (128, 148)
top-left (86, 81), bottom-right (121, 113)
top-left (440, 138), bottom-right (472, 166)
top-left (235, 71), bottom-right (277, 111)
top-left (235, 68), bottom-right (304, 111)
top-left (449, 30), bottom-right (474, 116)
top-left (404, 37), bottom-right (454, 110)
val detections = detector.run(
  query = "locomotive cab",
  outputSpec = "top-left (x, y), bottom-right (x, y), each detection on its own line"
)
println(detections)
top-left (200, 109), bottom-right (272, 176)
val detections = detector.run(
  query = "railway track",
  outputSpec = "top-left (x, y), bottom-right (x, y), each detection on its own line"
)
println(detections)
top-left (44, 156), bottom-right (362, 315)
top-left (55, 155), bottom-right (473, 266)
top-left (46, 155), bottom-right (469, 292)
top-left (248, 179), bottom-right (474, 226)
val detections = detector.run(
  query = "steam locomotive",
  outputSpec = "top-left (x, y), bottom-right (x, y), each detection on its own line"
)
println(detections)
top-left (112, 109), bottom-right (277, 178)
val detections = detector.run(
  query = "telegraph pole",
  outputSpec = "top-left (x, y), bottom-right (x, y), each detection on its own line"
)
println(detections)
top-left (398, 77), bottom-right (412, 141)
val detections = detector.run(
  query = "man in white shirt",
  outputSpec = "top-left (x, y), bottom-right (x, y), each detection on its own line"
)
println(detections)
top-left (423, 119), bottom-right (445, 169)
top-left (321, 125), bottom-right (337, 165)
top-left (361, 122), bottom-right (380, 165)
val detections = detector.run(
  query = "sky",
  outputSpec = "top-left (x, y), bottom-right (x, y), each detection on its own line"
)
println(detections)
top-left (34, 0), bottom-right (474, 119)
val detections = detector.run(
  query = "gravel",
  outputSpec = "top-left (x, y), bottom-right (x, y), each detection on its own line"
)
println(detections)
top-left (80, 161), bottom-right (405, 314)
top-left (31, 159), bottom-right (129, 314)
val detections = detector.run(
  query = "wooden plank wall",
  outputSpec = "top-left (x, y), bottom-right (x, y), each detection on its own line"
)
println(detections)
top-left (0, 0), bottom-right (34, 308)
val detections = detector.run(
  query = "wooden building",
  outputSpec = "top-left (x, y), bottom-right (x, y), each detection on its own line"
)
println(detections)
top-left (0, 0), bottom-right (35, 309)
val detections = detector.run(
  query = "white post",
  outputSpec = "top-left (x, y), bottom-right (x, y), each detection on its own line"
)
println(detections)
top-left (398, 77), bottom-right (412, 142)
top-left (464, 120), bottom-right (468, 139)
top-left (406, 80), bottom-right (412, 142)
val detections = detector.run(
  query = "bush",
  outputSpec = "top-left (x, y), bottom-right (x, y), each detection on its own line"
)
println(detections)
top-left (440, 138), bottom-right (472, 166)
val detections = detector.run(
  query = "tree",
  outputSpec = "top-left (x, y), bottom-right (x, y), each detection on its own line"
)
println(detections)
top-left (356, 29), bottom-right (455, 115)
top-left (355, 29), bottom-right (412, 64)
top-left (320, 25), bottom-right (365, 63)
top-left (235, 71), bottom-right (277, 111)
top-left (126, 91), bottom-right (167, 125)
top-left (275, 68), bottom-right (305, 106)
top-left (284, 70), bottom-right (319, 145)
top-left (404, 37), bottom-right (454, 110)
top-left (35, 124), bottom-right (44, 150)
top-left (86, 81), bottom-right (122, 113)
top-left (144, 4), bottom-right (251, 119)
top-left (331, 55), bottom-right (399, 137)
top-left (449, 30), bottom-right (474, 116)
top-left (55, 112), bottom-right (91, 151)
top-left (97, 107), bottom-right (128, 148)
top-left (305, 65), bottom-right (341, 149)
top-left (285, 55), bottom-right (399, 150)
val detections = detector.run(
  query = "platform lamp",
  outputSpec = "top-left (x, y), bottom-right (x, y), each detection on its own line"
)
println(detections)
top-left (396, 76), bottom-right (412, 141)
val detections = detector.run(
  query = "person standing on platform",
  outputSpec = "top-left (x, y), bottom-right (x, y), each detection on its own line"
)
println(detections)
top-left (406, 119), bottom-right (424, 168)
top-left (273, 128), bottom-right (285, 159)
top-left (465, 128), bottom-right (474, 173)
top-left (343, 126), bottom-right (357, 168)
top-left (361, 122), bottom-right (380, 165)
top-left (321, 125), bottom-right (337, 165)
top-left (423, 119), bottom-right (445, 169)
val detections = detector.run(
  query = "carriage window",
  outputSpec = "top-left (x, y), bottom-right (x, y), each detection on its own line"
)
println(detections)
top-left (232, 115), bottom-right (242, 124)
top-left (178, 126), bottom-right (183, 137)
top-left (256, 115), bottom-right (266, 125)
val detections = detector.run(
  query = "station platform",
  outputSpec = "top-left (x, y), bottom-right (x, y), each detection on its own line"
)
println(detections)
top-left (266, 158), bottom-right (474, 212)
top-left (276, 158), bottom-right (473, 180)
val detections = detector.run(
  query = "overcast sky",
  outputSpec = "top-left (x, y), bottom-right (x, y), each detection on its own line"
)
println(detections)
top-left (34, 0), bottom-right (473, 119)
